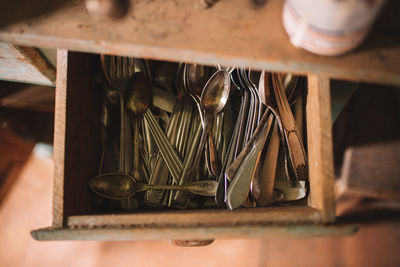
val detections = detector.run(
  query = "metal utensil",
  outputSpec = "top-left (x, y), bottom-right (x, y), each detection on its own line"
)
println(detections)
top-left (144, 101), bottom-right (183, 206)
top-left (271, 73), bottom-right (308, 180)
top-left (143, 109), bottom-right (183, 182)
top-left (185, 64), bottom-right (222, 176)
top-left (100, 55), bottom-right (136, 209)
top-left (100, 55), bottom-right (134, 173)
top-left (252, 119), bottom-right (280, 206)
top-left (215, 96), bottom-right (242, 205)
top-left (174, 69), bottom-right (230, 199)
top-left (89, 173), bottom-right (218, 199)
top-left (125, 72), bottom-right (152, 182)
top-left (184, 63), bottom-right (208, 125)
top-left (215, 72), bottom-right (248, 204)
top-left (226, 113), bottom-right (274, 210)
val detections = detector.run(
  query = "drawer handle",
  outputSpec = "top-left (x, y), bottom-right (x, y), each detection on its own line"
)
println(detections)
top-left (169, 239), bottom-right (215, 247)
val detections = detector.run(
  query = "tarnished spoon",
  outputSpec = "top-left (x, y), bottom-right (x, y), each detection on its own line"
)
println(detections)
top-left (185, 63), bottom-right (208, 125)
top-left (185, 64), bottom-right (216, 176)
top-left (126, 72), bottom-right (152, 182)
top-left (126, 72), bottom-right (152, 115)
top-left (175, 69), bottom-right (230, 198)
top-left (89, 173), bottom-right (218, 199)
top-left (200, 69), bottom-right (231, 176)
top-left (187, 63), bottom-right (209, 98)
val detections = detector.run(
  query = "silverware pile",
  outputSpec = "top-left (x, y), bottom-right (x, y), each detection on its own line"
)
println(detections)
top-left (89, 56), bottom-right (308, 210)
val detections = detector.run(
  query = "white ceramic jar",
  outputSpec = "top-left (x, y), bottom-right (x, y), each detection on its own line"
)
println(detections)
top-left (282, 0), bottom-right (386, 56)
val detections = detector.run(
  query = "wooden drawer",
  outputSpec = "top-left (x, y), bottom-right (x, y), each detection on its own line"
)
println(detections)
top-left (31, 50), bottom-right (357, 241)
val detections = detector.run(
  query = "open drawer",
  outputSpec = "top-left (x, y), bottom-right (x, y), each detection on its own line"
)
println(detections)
top-left (31, 50), bottom-right (357, 242)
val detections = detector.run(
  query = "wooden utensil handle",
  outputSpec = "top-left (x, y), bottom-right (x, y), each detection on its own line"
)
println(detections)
top-left (272, 74), bottom-right (308, 180)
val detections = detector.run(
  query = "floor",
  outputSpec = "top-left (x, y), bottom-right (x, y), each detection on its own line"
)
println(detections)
top-left (0, 151), bottom-right (400, 267)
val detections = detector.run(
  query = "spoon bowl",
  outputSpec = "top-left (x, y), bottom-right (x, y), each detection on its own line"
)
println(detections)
top-left (90, 172), bottom-right (136, 200)
top-left (125, 72), bottom-right (152, 116)
top-left (187, 64), bottom-right (209, 97)
top-left (200, 69), bottom-right (230, 114)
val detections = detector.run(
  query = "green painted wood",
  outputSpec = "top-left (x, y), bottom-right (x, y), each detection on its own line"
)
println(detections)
top-left (31, 224), bottom-right (359, 241)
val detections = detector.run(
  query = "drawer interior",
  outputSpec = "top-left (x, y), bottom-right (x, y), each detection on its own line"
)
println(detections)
top-left (53, 50), bottom-right (335, 230)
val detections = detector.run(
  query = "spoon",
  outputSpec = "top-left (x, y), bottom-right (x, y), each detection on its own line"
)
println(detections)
top-left (126, 72), bottom-right (152, 115)
top-left (187, 64), bottom-right (209, 98)
top-left (89, 173), bottom-right (218, 199)
top-left (274, 146), bottom-right (307, 201)
top-left (184, 63), bottom-right (208, 125)
top-left (126, 72), bottom-right (152, 182)
top-left (175, 69), bottom-right (230, 199)
top-left (201, 69), bottom-right (231, 175)
top-left (185, 64), bottom-right (225, 177)
top-left (184, 64), bottom-right (214, 176)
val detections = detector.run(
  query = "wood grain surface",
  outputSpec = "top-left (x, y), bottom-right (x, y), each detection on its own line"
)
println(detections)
top-left (52, 49), bottom-right (68, 227)
top-left (0, 0), bottom-right (399, 85)
top-left (32, 223), bottom-right (358, 241)
top-left (66, 206), bottom-right (322, 229)
top-left (0, 43), bottom-right (55, 86)
top-left (306, 75), bottom-right (335, 223)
